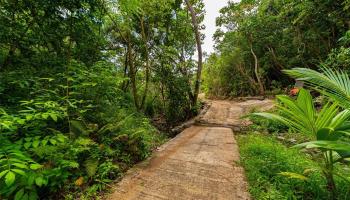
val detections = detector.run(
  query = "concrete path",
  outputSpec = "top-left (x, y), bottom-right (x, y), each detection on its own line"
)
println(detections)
top-left (109, 99), bottom-right (273, 200)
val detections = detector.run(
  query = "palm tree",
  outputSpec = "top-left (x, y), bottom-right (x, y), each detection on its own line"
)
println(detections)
top-left (254, 88), bottom-right (350, 199)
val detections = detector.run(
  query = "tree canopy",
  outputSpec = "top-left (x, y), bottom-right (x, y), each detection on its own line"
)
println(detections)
top-left (1, 0), bottom-right (350, 199)
top-left (203, 0), bottom-right (350, 97)
top-left (0, 0), bottom-right (205, 198)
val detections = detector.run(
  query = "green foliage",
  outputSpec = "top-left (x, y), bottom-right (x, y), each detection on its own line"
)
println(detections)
top-left (286, 67), bottom-right (350, 109)
top-left (204, 0), bottom-right (350, 97)
top-left (324, 47), bottom-right (350, 70)
top-left (254, 88), bottom-right (350, 198)
top-left (254, 89), bottom-right (350, 136)
top-left (0, 0), bottom-right (105, 72)
top-left (0, 0), bottom-right (203, 198)
top-left (104, 0), bottom-right (204, 118)
top-left (238, 134), bottom-right (350, 200)
top-left (163, 75), bottom-right (194, 125)
top-left (249, 112), bottom-right (288, 133)
top-left (203, 52), bottom-right (257, 97)
top-left (0, 60), bottom-right (165, 199)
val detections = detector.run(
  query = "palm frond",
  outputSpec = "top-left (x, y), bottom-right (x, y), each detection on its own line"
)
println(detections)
top-left (254, 88), bottom-right (350, 137)
top-left (294, 141), bottom-right (350, 152)
top-left (253, 112), bottom-right (306, 132)
top-left (315, 103), bottom-right (339, 128)
top-left (254, 89), bottom-right (318, 135)
top-left (284, 67), bottom-right (350, 108)
top-left (330, 109), bottom-right (350, 128)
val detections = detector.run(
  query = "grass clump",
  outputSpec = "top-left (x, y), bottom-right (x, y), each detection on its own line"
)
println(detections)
top-left (237, 134), bottom-right (350, 200)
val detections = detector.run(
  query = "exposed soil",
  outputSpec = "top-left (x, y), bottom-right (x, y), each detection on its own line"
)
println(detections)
top-left (108, 99), bottom-right (274, 200)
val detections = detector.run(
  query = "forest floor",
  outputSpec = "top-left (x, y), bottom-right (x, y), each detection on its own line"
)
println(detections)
top-left (108, 99), bottom-right (274, 200)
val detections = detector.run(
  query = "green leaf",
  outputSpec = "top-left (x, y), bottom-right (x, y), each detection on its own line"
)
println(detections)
top-left (285, 67), bottom-right (350, 109)
top-left (28, 191), bottom-right (39, 200)
top-left (336, 150), bottom-right (350, 160)
top-left (24, 142), bottom-right (32, 149)
top-left (42, 139), bottom-right (48, 146)
top-left (29, 164), bottom-right (43, 170)
top-left (35, 177), bottom-right (44, 187)
top-left (9, 158), bottom-right (26, 163)
top-left (12, 163), bottom-right (28, 169)
top-left (49, 113), bottom-right (58, 122)
top-left (14, 188), bottom-right (25, 200)
top-left (335, 122), bottom-right (350, 131)
top-left (27, 174), bottom-right (35, 185)
top-left (17, 119), bottom-right (26, 125)
top-left (295, 141), bottom-right (350, 152)
top-left (12, 169), bottom-right (26, 176)
top-left (41, 113), bottom-right (49, 120)
top-left (26, 115), bottom-right (33, 120)
top-left (5, 171), bottom-right (16, 186)
top-left (279, 172), bottom-right (308, 181)
top-left (85, 158), bottom-right (99, 177)
top-left (0, 170), bottom-right (9, 178)
top-left (32, 140), bottom-right (40, 148)
top-left (49, 139), bottom-right (57, 145)
top-left (0, 122), bottom-right (11, 129)
top-left (57, 134), bottom-right (65, 143)
top-left (316, 128), bottom-right (340, 141)
top-left (22, 193), bottom-right (29, 200)
top-left (10, 152), bottom-right (27, 159)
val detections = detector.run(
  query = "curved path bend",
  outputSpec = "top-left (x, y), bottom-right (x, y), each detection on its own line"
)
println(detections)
top-left (109, 99), bottom-right (274, 200)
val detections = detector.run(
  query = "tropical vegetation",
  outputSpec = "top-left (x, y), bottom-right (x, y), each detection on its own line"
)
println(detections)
top-left (0, 0), bottom-right (205, 199)
top-left (203, 0), bottom-right (350, 97)
top-left (1, 0), bottom-right (350, 199)
top-left (206, 1), bottom-right (350, 199)
top-left (254, 87), bottom-right (350, 199)
top-left (238, 134), bottom-right (350, 200)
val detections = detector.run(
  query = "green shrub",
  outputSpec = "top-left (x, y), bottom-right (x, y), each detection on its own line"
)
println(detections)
top-left (249, 113), bottom-right (288, 133)
top-left (0, 61), bottom-right (166, 199)
top-left (237, 134), bottom-right (350, 200)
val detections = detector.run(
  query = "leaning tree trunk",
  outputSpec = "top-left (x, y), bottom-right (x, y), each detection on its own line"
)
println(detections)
top-left (237, 63), bottom-right (258, 91)
top-left (140, 16), bottom-right (150, 110)
top-left (185, 0), bottom-right (203, 106)
top-left (250, 43), bottom-right (265, 96)
top-left (267, 46), bottom-right (284, 70)
top-left (127, 40), bottom-right (140, 110)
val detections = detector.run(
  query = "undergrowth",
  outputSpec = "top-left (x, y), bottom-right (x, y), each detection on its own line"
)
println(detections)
top-left (0, 63), bottom-right (169, 200)
top-left (237, 134), bottom-right (350, 200)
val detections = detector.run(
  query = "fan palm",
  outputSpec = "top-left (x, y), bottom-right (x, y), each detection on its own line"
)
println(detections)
top-left (254, 88), bottom-right (350, 199)
top-left (285, 67), bottom-right (350, 109)
top-left (255, 89), bottom-right (350, 136)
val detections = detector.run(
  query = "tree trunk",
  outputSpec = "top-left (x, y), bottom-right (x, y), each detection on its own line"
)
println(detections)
top-left (267, 47), bottom-right (284, 70)
top-left (127, 40), bottom-right (140, 110)
top-left (237, 63), bottom-right (258, 90)
top-left (122, 48), bottom-right (130, 92)
top-left (185, 0), bottom-right (203, 106)
top-left (140, 16), bottom-right (150, 110)
top-left (324, 151), bottom-right (337, 200)
top-left (1, 45), bottom-right (16, 71)
top-left (250, 43), bottom-right (265, 96)
top-left (325, 172), bottom-right (336, 200)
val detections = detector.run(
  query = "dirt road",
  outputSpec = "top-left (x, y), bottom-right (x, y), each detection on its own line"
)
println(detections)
top-left (109, 99), bottom-right (273, 200)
